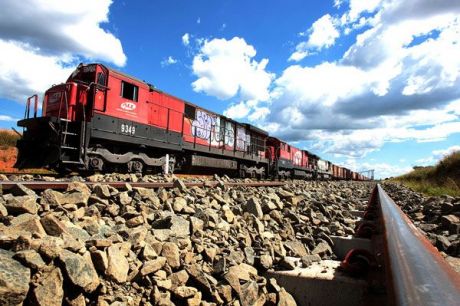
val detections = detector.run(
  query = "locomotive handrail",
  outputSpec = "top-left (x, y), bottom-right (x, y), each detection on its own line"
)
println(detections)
top-left (25, 94), bottom-right (38, 119)
top-left (376, 184), bottom-right (460, 305)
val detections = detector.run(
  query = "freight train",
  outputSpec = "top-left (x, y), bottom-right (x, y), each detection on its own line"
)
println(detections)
top-left (15, 63), bottom-right (369, 180)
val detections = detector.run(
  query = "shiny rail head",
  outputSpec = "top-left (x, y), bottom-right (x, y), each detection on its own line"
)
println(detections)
top-left (374, 184), bottom-right (460, 306)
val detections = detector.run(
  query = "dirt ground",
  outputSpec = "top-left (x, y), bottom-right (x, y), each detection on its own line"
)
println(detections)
top-left (0, 146), bottom-right (18, 172)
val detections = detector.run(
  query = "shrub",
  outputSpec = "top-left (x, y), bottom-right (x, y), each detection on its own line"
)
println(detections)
top-left (0, 130), bottom-right (20, 148)
top-left (393, 150), bottom-right (460, 197)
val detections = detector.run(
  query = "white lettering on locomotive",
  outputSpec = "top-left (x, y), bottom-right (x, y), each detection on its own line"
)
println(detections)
top-left (121, 123), bottom-right (136, 135)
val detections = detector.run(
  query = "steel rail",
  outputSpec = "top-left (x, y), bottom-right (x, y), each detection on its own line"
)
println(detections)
top-left (376, 184), bottom-right (460, 306)
top-left (0, 180), bottom-right (285, 191)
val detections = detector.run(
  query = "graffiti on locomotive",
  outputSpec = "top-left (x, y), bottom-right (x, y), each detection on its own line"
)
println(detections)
top-left (236, 126), bottom-right (250, 151)
top-left (191, 110), bottom-right (237, 147)
top-left (293, 151), bottom-right (302, 165)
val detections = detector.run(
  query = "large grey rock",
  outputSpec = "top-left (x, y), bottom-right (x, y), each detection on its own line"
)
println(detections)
top-left (31, 267), bottom-right (64, 306)
top-left (0, 249), bottom-right (30, 305)
top-left (40, 213), bottom-right (68, 236)
top-left (6, 213), bottom-right (47, 237)
top-left (243, 197), bottom-right (263, 219)
top-left (152, 214), bottom-right (190, 238)
top-left (278, 288), bottom-right (297, 306)
top-left (10, 183), bottom-right (37, 197)
top-left (59, 249), bottom-right (100, 292)
top-left (0, 201), bottom-right (7, 217)
top-left (14, 249), bottom-right (46, 270)
top-left (106, 243), bottom-right (130, 283)
top-left (140, 257), bottom-right (167, 276)
top-left (162, 242), bottom-right (181, 269)
top-left (4, 195), bottom-right (38, 214)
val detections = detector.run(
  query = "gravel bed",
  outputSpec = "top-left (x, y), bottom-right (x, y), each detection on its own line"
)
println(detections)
top-left (0, 178), bottom-right (373, 305)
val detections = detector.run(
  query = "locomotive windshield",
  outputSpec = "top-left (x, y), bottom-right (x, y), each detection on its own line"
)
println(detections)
top-left (68, 64), bottom-right (96, 84)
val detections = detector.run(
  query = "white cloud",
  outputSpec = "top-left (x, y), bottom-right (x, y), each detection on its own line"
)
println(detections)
top-left (180, 1), bottom-right (460, 161)
top-left (0, 0), bottom-right (125, 66)
top-left (0, 40), bottom-right (75, 102)
top-left (334, 0), bottom-right (343, 9)
top-left (0, 114), bottom-right (18, 122)
top-left (191, 37), bottom-right (274, 101)
top-left (223, 101), bottom-right (250, 119)
top-left (416, 145), bottom-right (460, 166)
top-left (272, 63), bottom-right (370, 108)
top-left (346, 0), bottom-right (384, 23)
top-left (161, 56), bottom-right (178, 67)
top-left (0, 0), bottom-right (125, 102)
top-left (248, 107), bottom-right (270, 121)
top-left (432, 145), bottom-right (460, 159)
top-left (182, 33), bottom-right (190, 46)
top-left (223, 100), bottom-right (270, 122)
top-left (289, 14), bottom-right (340, 61)
top-left (342, 158), bottom-right (412, 179)
top-left (256, 0), bottom-right (460, 158)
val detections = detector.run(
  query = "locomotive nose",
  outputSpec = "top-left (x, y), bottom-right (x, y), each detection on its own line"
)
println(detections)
top-left (15, 117), bottom-right (61, 169)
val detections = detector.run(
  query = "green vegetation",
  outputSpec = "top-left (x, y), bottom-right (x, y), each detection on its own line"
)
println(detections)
top-left (392, 151), bottom-right (460, 196)
top-left (0, 129), bottom-right (20, 149)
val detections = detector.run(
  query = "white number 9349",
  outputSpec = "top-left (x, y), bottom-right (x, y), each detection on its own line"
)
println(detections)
top-left (121, 123), bottom-right (136, 135)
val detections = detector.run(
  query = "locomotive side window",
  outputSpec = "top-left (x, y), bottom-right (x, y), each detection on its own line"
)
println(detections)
top-left (121, 81), bottom-right (138, 101)
top-left (97, 72), bottom-right (106, 86)
top-left (184, 104), bottom-right (196, 119)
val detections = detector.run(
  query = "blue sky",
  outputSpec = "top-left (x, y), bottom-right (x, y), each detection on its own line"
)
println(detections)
top-left (1, 0), bottom-right (460, 178)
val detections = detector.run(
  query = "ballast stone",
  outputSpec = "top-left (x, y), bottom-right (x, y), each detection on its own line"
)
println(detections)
top-left (30, 267), bottom-right (64, 306)
top-left (0, 175), bottom-right (379, 305)
top-left (0, 249), bottom-right (31, 305)
top-left (3, 194), bottom-right (38, 214)
top-left (59, 249), bottom-right (100, 292)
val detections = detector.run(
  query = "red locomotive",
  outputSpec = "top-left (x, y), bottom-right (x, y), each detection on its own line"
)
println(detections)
top-left (16, 63), bottom-right (369, 180)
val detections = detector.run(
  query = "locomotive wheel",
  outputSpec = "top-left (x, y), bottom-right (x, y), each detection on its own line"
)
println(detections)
top-left (89, 156), bottom-right (104, 171)
top-left (127, 160), bottom-right (143, 174)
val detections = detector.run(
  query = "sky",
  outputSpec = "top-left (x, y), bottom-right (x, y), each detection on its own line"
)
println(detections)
top-left (0, 0), bottom-right (459, 178)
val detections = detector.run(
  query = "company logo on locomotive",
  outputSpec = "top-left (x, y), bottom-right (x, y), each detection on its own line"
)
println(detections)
top-left (120, 102), bottom-right (136, 111)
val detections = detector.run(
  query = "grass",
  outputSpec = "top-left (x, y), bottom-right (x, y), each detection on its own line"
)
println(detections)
top-left (0, 129), bottom-right (20, 149)
top-left (391, 151), bottom-right (460, 197)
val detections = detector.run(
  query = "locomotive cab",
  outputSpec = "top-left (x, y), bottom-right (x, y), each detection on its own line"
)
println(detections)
top-left (43, 64), bottom-right (108, 120)
top-left (15, 63), bottom-right (107, 170)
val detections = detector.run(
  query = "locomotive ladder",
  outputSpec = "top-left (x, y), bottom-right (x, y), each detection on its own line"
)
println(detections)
top-left (59, 118), bottom-right (85, 167)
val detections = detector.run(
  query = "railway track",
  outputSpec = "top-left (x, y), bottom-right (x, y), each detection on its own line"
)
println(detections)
top-left (266, 184), bottom-right (460, 305)
top-left (0, 180), bottom-right (458, 305)
top-left (0, 179), bottom-right (285, 191)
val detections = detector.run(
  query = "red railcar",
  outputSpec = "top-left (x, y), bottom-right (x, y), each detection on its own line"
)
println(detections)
top-left (16, 63), bottom-right (268, 175)
top-left (16, 62), bottom-right (368, 180)
top-left (266, 137), bottom-right (314, 179)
